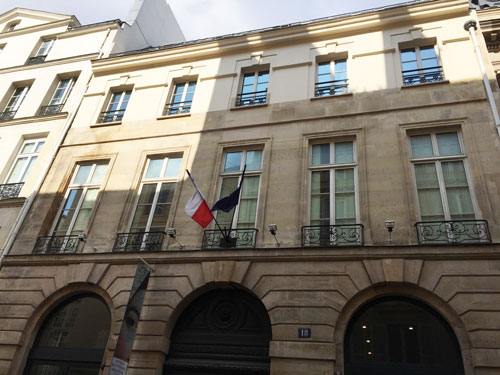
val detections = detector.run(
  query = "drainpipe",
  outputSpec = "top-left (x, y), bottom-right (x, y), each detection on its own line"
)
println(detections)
top-left (464, 20), bottom-right (500, 137)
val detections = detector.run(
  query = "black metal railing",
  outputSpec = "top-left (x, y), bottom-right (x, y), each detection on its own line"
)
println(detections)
top-left (0, 182), bottom-right (24, 200)
top-left (235, 90), bottom-right (268, 107)
top-left (163, 101), bottom-right (192, 116)
top-left (113, 231), bottom-right (166, 252)
top-left (0, 111), bottom-right (16, 121)
top-left (27, 55), bottom-right (47, 65)
top-left (33, 235), bottom-right (81, 254)
top-left (415, 220), bottom-right (491, 245)
top-left (302, 224), bottom-right (364, 247)
top-left (315, 79), bottom-right (349, 97)
top-left (39, 104), bottom-right (64, 116)
top-left (98, 109), bottom-right (125, 123)
top-left (402, 66), bottom-right (444, 86)
top-left (202, 228), bottom-right (258, 249)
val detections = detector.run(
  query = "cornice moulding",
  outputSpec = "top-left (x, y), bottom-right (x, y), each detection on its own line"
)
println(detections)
top-left (0, 53), bottom-right (97, 74)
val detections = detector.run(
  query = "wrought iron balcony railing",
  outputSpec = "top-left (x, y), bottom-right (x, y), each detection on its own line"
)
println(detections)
top-left (0, 111), bottom-right (16, 122)
top-left (0, 182), bottom-right (23, 200)
top-left (163, 101), bottom-right (192, 116)
top-left (33, 235), bottom-right (81, 254)
top-left (27, 55), bottom-right (47, 65)
top-left (98, 109), bottom-right (125, 123)
top-left (202, 228), bottom-right (258, 249)
top-left (302, 224), bottom-right (364, 247)
top-left (39, 104), bottom-right (64, 116)
top-left (402, 66), bottom-right (444, 86)
top-left (113, 231), bottom-right (166, 252)
top-left (415, 220), bottom-right (491, 245)
top-left (235, 90), bottom-right (268, 107)
top-left (315, 79), bottom-right (349, 97)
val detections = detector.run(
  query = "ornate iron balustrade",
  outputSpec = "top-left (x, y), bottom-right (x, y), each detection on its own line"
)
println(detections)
top-left (0, 111), bottom-right (16, 121)
top-left (0, 182), bottom-right (23, 200)
top-left (302, 224), bottom-right (364, 247)
top-left (235, 90), bottom-right (268, 107)
top-left (402, 66), bottom-right (444, 86)
top-left (163, 101), bottom-right (192, 116)
top-left (27, 55), bottom-right (47, 65)
top-left (415, 220), bottom-right (491, 245)
top-left (33, 235), bottom-right (81, 254)
top-left (113, 231), bottom-right (166, 252)
top-left (315, 79), bottom-right (349, 97)
top-left (98, 109), bottom-right (125, 123)
top-left (39, 104), bottom-right (64, 116)
top-left (202, 228), bottom-right (258, 249)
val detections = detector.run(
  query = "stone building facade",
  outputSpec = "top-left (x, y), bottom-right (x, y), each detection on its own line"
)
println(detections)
top-left (0, 0), bottom-right (499, 374)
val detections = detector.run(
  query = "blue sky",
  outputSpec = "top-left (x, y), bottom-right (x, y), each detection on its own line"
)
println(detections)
top-left (0, 0), bottom-right (411, 40)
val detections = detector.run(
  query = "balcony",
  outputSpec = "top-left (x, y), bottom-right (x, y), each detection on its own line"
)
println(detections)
top-left (202, 228), bottom-right (258, 249)
top-left (33, 235), bottom-right (81, 254)
top-left (402, 66), bottom-right (444, 86)
top-left (235, 90), bottom-right (268, 107)
top-left (415, 220), bottom-right (491, 245)
top-left (163, 101), bottom-right (192, 116)
top-left (302, 224), bottom-right (364, 247)
top-left (0, 111), bottom-right (16, 122)
top-left (315, 79), bottom-right (349, 97)
top-left (27, 55), bottom-right (47, 65)
top-left (0, 182), bottom-right (23, 200)
top-left (113, 231), bottom-right (166, 252)
top-left (39, 104), bottom-right (64, 116)
top-left (98, 109), bottom-right (125, 123)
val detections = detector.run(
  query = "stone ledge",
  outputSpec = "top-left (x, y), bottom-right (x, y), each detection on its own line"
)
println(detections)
top-left (270, 340), bottom-right (335, 360)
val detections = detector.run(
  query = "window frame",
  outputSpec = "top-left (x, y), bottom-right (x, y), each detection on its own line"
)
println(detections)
top-left (35, 38), bottom-right (55, 57)
top-left (4, 85), bottom-right (30, 113)
top-left (164, 80), bottom-right (197, 116)
top-left (4, 138), bottom-right (45, 184)
top-left (49, 77), bottom-right (75, 107)
top-left (400, 44), bottom-right (443, 86)
top-left (5, 21), bottom-right (19, 32)
top-left (99, 88), bottom-right (132, 123)
top-left (236, 68), bottom-right (269, 107)
top-left (409, 130), bottom-right (478, 221)
top-left (315, 59), bottom-right (348, 97)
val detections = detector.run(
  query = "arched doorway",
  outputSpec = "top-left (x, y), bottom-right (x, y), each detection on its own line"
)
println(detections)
top-left (24, 294), bottom-right (111, 375)
top-left (344, 297), bottom-right (465, 375)
top-left (164, 289), bottom-right (272, 374)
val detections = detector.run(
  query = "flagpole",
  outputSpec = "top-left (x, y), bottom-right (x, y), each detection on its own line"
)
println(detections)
top-left (229, 165), bottom-right (246, 232)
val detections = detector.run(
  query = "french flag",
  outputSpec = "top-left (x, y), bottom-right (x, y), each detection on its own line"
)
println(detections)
top-left (184, 170), bottom-right (214, 228)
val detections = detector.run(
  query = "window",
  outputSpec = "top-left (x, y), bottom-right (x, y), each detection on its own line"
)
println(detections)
top-left (40, 77), bottom-right (76, 116)
top-left (5, 21), bottom-right (19, 32)
top-left (99, 89), bottom-right (131, 123)
top-left (114, 156), bottom-right (181, 252)
top-left (27, 39), bottom-right (55, 65)
top-left (164, 81), bottom-right (196, 115)
top-left (0, 85), bottom-right (30, 121)
top-left (236, 70), bottom-right (269, 107)
top-left (401, 45), bottom-right (443, 86)
top-left (315, 59), bottom-right (348, 97)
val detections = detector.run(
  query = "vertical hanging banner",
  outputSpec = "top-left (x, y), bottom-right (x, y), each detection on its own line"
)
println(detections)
top-left (109, 263), bottom-right (150, 375)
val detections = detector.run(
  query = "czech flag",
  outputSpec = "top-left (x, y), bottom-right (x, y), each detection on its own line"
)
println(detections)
top-left (184, 170), bottom-right (214, 228)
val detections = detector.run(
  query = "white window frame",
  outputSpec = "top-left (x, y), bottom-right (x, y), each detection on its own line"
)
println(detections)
top-left (165, 80), bottom-right (197, 115)
top-left (400, 44), bottom-right (442, 85)
top-left (308, 140), bottom-right (359, 225)
top-left (5, 21), bottom-right (19, 32)
top-left (49, 77), bottom-right (76, 107)
top-left (100, 89), bottom-right (132, 123)
top-left (4, 85), bottom-right (30, 113)
top-left (36, 39), bottom-right (55, 57)
top-left (4, 138), bottom-right (45, 184)
top-left (315, 59), bottom-right (348, 96)
top-left (237, 69), bottom-right (269, 106)
top-left (409, 131), bottom-right (477, 221)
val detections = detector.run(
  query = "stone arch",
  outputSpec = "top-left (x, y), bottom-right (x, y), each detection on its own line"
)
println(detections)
top-left (333, 283), bottom-right (474, 375)
top-left (9, 282), bottom-right (115, 375)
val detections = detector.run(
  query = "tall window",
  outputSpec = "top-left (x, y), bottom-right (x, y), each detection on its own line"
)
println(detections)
top-left (410, 131), bottom-right (475, 222)
top-left (401, 45), bottom-right (443, 86)
top-left (164, 81), bottom-right (196, 115)
top-left (52, 161), bottom-right (108, 238)
top-left (315, 59), bottom-right (348, 97)
top-left (99, 89), bottom-right (131, 123)
top-left (236, 70), bottom-right (269, 106)
top-left (216, 150), bottom-right (262, 230)
top-left (129, 156), bottom-right (182, 234)
top-left (40, 77), bottom-right (76, 115)
top-left (5, 138), bottom-right (45, 184)
top-left (27, 39), bottom-right (55, 65)
top-left (1, 85), bottom-right (30, 120)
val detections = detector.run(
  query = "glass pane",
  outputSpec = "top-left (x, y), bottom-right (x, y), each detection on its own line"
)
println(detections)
top-left (246, 150), bottom-right (262, 171)
top-left (410, 135), bottom-right (433, 158)
top-left (90, 163), bottom-right (107, 184)
top-left (145, 159), bottom-right (163, 178)
top-left (437, 133), bottom-right (461, 156)
top-left (420, 45), bottom-right (437, 59)
top-left (335, 60), bottom-right (347, 72)
top-left (29, 364), bottom-right (63, 375)
top-left (53, 189), bottom-right (83, 235)
top-left (414, 164), bottom-right (444, 221)
top-left (402, 61), bottom-right (418, 72)
top-left (164, 158), bottom-right (182, 178)
top-left (137, 184), bottom-right (157, 205)
top-left (335, 142), bottom-right (354, 163)
top-left (216, 177), bottom-right (239, 227)
top-left (6, 157), bottom-right (27, 183)
top-left (71, 189), bottom-right (99, 233)
top-left (157, 183), bottom-right (175, 204)
top-left (237, 176), bottom-right (259, 226)
top-left (318, 62), bottom-right (330, 75)
top-left (311, 171), bottom-right (330, 225)
top-left (21, 142), bottom-right (35, 154)
top-left (35, 141), bottom-right (45, 153)
top-left (174, 83), bottom-right (185, 95)
top-left (312, 144), bottom-right (330, 166)
top-left (401, 48), bottom-right (417, 62)
top-left (187, 81), bottom-right (196, 93)
top-left (442, 161), bottom-right (474, 220)
top-left (130, 205), bottom-right (151, 232)
top-left (119, 91), bottom-right (131, 110)
top-left (335, 169), bottom-right (354, 193)
top-left (224, 152), bottom-right (242, 172)
top-left (73, 165), bottom-right (92, 184)
top-left (20, 156), bottom-right (37, 182)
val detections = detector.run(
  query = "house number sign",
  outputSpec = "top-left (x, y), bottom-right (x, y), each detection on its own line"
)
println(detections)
top-left (298, 328), bottom-right (312, 338)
